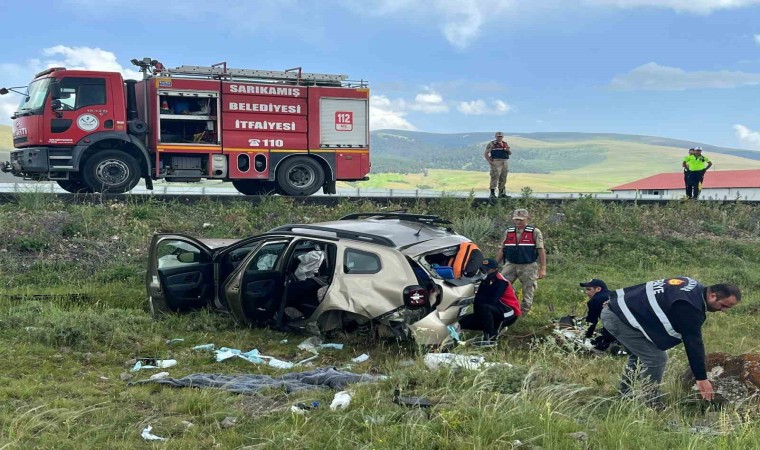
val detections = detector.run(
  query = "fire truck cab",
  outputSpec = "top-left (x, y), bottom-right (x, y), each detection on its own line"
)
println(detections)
top-left (1, 58), bottom-right (370, 196)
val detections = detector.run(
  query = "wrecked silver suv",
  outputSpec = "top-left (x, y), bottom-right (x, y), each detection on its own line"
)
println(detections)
top-left (146, 213), bottom-right (484, 345)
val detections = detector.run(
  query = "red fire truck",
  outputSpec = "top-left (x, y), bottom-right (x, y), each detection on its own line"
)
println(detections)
top-left (1, 58), bottom-right (370, 195)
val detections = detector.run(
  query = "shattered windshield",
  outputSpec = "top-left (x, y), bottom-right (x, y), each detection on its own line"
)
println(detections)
top-left (16, 78), bottom-right (51, 113)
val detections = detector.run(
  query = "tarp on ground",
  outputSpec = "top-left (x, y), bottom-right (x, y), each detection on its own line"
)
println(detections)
top-left (129, 367), bottom-right (386, 394)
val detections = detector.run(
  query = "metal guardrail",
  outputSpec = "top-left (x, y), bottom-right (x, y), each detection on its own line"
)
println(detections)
top-left (0, 182), bottom-right (756, 202)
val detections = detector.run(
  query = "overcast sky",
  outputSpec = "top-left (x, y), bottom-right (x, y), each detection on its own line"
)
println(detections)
top-left (1, 0), bottom-right (759, 149)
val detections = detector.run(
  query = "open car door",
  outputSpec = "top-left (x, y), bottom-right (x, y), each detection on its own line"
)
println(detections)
top-left (147, 234), bottom-right (215, 318)
top-left (223, 238), bottom-right (293, 326)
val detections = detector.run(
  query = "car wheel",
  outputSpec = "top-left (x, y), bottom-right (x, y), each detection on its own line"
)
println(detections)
top-left (232, 180), bottom-right (278, 195)
top-left (57, 177), bottom-right (93, 193)
top-left (82, 150), bottom-right (141, 194)
top-left (276, 156), bottom-right (324, 196)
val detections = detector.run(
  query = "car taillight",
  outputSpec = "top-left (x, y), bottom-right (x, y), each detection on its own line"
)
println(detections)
top-left (403, 285), bottom-right (429, 308)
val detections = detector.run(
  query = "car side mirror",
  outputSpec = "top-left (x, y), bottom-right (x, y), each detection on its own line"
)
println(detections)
top-left (177, 252), bottom-right (197, 263)
top-left (49, 80), bottom-right (61, 100)
top-left (51, 99), bottom-right (63, 111)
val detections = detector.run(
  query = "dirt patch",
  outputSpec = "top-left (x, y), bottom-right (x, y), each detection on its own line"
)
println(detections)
top-left (682, 353), bottom-right (760, 405)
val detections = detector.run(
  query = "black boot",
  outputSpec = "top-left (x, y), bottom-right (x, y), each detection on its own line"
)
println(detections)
top-left (489, 189), bottom-right (496, 199)
top-left (499, 190), bottom-right (507, 198)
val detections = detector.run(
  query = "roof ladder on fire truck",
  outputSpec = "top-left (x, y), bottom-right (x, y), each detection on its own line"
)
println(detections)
top-left (162, 64), bottom-right (349, 86)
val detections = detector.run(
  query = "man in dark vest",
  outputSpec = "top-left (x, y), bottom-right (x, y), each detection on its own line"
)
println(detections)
top-left (600, 277), bottom-right (741, 407)
top-left (483, 131), bottom-right (511, 199)
top-left (495, 208), bottom-right (547, 312)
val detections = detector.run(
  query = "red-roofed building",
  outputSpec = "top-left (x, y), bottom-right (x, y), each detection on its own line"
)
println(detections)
top-left (611, 169), bottom-right (760, 200)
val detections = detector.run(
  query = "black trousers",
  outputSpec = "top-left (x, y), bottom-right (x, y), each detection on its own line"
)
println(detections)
top-left (685, 170), bottom-right (703, 199)
top-left (460, 302), bottom-right (518, 340)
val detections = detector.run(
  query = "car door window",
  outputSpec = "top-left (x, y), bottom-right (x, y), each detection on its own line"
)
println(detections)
top-left (157, 240), bottom-right (209, 269)
top-left (344, 249), bottom-right (381, 274)
top-left (249, 241), bottom-right (288, 272)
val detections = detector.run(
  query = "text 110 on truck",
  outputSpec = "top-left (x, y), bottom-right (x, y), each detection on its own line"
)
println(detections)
top-left (0, 58), bottom-right (371, 195)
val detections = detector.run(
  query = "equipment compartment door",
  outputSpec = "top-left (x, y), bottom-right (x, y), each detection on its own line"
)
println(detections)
top-left (319, 98), bottom-right (368, 148)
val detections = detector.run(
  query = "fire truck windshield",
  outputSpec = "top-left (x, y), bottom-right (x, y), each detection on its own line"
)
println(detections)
top-left (15, 78), bottom-right (51, 114)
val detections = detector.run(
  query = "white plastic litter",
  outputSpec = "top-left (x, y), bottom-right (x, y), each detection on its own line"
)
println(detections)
top-left (130, 359), bottom-right (177, 372)
top-left (141, 425), bottom-right (167, 441)
top-left (423, 353), bottom-right (486, 370)
top-left (351, 353), bottom-right (370, 363)
top-left (149, 372), bottom-right (170, 380)
top-left (329, 390), bottom-right (353, 411)
top-left (192, 343), bottom-right (215, 351)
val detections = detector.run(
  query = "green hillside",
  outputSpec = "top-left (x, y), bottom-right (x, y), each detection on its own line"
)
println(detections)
top-left (366, 130), bottom-right (760, 192)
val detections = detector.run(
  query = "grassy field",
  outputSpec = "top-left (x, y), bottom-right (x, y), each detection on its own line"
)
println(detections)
top-left (355, 139), bottom-right (760, 193)
top-left (0, 194), bottom-right (758, 448)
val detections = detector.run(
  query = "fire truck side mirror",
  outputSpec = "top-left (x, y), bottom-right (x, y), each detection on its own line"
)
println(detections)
top-left (49, 80), bottom-right (61, 100)
top-left (51, 99), bottom-right (63, 111)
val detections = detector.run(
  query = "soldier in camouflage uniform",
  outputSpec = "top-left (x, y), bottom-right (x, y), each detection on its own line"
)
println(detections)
top-left (483, 131), bottom-right (511, 199)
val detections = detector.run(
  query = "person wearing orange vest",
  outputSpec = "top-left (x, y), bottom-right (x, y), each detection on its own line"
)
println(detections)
top-left (483, 131), bottom-right (512, 199)
top-left (496, 208), bottom-right (547, 312)
top-left (459, 258), bottom-right (521, 345)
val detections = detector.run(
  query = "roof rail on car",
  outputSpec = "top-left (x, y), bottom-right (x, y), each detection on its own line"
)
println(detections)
top-left (269, 224), bottom-right (395, 247)
top-left (338, 212), bottom-right (453, 226)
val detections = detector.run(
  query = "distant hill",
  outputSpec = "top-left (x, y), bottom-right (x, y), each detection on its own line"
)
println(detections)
top-left (367, 130), bottom-right (760, 192)
top-left (369, 130), bottom-right (760, 175)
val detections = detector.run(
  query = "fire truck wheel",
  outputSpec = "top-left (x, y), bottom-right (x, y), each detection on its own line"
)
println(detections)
top-left (276, 157), bottom-right (325, 196)
top-left (232, 180), bottom-right (278, 195)
top-left (57, 177), bottom-right (93, 194)
top-left (82, 150), bottom-right (141, 194)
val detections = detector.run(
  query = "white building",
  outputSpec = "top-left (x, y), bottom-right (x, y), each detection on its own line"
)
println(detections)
top-left (610, 169), bottom-right (760, 200)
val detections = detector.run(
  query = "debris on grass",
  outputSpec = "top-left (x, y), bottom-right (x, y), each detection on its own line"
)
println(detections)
top-left (165, 338), bottom-right (184, 345)
top-left (130, 358), bottom-right (177, 372)
top-left (351, 353), bottom-right (370, 363)
top-left (393, 389), bottom-right (434, 408)
top-left (140, 425), bottom-right (167, 441)
top-left (220, 416), bottom-right (237, 428)
top-left (330, 390), bottom-right (353, 410)
top-left (192, 343), bottom-right (215, 351)
top-left (291, 401), bottom-right (320, 415)
top-left (297, 337), bottom-right (344, 353)
top-left (149, 372), bottom-right (170, 380)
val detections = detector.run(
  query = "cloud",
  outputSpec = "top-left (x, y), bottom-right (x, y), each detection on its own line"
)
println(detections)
top-left (457, 99), bottom-right (511, 115)
top-left (351, 0), bottom-right (515, 49)
top-left (584, 0), bottom-right (760, 14)
top-left (408, 90), bottom-right (449, 113)
top-left (370, 95), bottom-right (416, 130)
top-left (755, 34), bottom-right (760, 46)
top-left (734, 124), bottom-right (760, 150)
top-left (42, 46), bottom-right (142, 80)
top-left (610, 62), bottom-right (760, 91)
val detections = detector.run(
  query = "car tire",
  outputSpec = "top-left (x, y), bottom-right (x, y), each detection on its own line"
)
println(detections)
top-left (82, 150), bottom-right (141, 194)
top-left (57, 177), bottom-right (93, 193)
top-left (276, 156), bottom-right (324, 196)
top-left (232, 180), bottom-right (278, 195)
